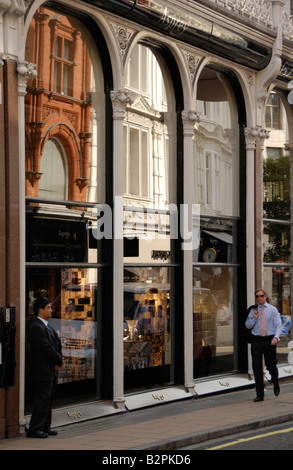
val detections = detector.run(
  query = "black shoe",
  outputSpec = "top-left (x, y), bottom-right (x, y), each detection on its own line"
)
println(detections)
top-left (253, 397), bottom-right (264, 402)
top-left (27, 430), bottom-right (48, 438)
top-left (274, 385), bottom-right (280, 397)
top-left (45, 429), bottom-right (58, 436)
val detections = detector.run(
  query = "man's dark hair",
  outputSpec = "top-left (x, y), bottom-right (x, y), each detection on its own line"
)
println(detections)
top-left (33, 297), bottom-right (50, 316)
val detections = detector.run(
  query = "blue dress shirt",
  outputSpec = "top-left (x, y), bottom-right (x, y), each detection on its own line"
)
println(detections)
top-left (245, 302), bottom-right (282, 339)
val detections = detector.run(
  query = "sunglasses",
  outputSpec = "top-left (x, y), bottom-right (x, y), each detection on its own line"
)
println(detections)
top-left (255, 294), bottom-right (265, 298)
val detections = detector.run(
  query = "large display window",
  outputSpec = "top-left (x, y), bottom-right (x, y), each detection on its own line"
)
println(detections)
top-left (25, 266), bottom-right (99, 407)
top-left (192, 67), bottom-right (243, 379)
top-left (263, 91), bottom-right (292, 367)
top-left (24, 5), bottom-right (108, 409)
top-left (123, 267), bottom-right (172, 390)
top-left (123, 43), bottom-right (180, 391)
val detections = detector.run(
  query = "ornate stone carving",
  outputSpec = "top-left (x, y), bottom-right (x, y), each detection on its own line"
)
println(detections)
top-left (17, 60), bottom-right (37, 95)
top-left (26, 171), bottom-right (42, 187)
top-left (244, 125), bottom-right (270, 150)
top-left (182, 110), bottom-right (202, 135)
top-left (111, 90), bottom-right (134, 118)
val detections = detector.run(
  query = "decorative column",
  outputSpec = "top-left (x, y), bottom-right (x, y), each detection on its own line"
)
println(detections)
top-left (110, 90), bottom-right (134, 409)
top-left (244, 126), bottom-right (258, 302)
top-left (182, 110), bottom-right (201, 393)
top-left (244, 125), bottom-right (269, 378)
top-left (17, 59), bottom-right (37, 432)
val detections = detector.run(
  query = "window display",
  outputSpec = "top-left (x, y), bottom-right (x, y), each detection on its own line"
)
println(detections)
top-left (193, 267), bottom-right (235, 378)
top-left (123, 267), bottom-right (171, 386)
top-left (26, 266), bottom-right (98, 409)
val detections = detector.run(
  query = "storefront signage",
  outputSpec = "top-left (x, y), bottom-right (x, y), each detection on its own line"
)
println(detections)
top-left (151, 250), bottom-right (170, 261)
top-left (84, 0), bottom-right (270, 69)
top-left (219, 381), bottom-right (230, 388)
top-left (152, 393), bottom-right (165, 401)
top-left (67, 411), bottom-right (83, 419)
top-left (280, 60), bottom-right (293, 81)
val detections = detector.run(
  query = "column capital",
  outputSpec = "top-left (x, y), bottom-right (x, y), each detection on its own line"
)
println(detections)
top-left (0, 0), bottom-right (26, 16)
top-left (111, 90), bottom-right (134, 119)
top-left (244, 126), bottom-right (270, 150)
top-left (182, 110), bottom-right (201, 135)
top-left (17, 60), bottom-right (37, 96)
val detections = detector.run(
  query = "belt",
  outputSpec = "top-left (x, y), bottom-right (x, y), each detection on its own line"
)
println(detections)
top-left (252, 334), bottom-right (274, 340)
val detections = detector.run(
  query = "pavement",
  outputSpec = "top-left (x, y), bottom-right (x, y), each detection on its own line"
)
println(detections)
top-left (1, 378), bottom-right (293, 451)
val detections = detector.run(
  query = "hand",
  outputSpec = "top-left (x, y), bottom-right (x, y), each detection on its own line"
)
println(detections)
top-left (253, 308), bottom-right (259, 320)
top-left (271, 337), bottom-right (278, 346)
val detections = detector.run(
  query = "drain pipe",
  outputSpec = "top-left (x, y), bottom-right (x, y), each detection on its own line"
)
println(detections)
top-left (256, 0), bottom-right (285, 121)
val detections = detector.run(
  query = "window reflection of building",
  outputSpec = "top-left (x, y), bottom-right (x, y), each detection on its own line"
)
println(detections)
top-left (263, 91), bottom-right (292, 355)
top-left (192, 68), bottom-right (239, 379)
top-left (25, 7), bottom-right (92, 202)
top-left (24, 7), bottom-right (100, 408)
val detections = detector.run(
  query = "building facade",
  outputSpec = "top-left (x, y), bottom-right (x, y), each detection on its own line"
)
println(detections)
top-left (1, 0), bottom-right (293, 438)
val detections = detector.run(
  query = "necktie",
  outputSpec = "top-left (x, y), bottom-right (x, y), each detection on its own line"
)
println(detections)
top-left (260, 306), bottom-right (266, 336)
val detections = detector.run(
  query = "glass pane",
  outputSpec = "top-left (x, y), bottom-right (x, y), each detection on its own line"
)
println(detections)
top-left (39, 139), bottom-right (66, 200)
top-left (25, 6), bottom-right (105, 204)
top-left (194, 217), bottom-right (236, 264)
top-left (124, 44), bottom-right (170, 210)
top-left (123, 267), bottom-right (171, 390)
top-left (26, 205), bottom-right (100, 264)
top-left (123, 206), bottom-right (171, 263)
top-left (194, 68), bottom-right (239, 217)
top-left (129, 128), bottom-right (140, 195)
top-left (263, 222), bottom-right (291, 264)
top-left (25, 267), bottom-right (99, 411)
top-left (193, 267), bottom-right (235, 378)
top-left (263, 155), bottom-right (291, 221)
top-left (263, 267), bottom-right (292, 365)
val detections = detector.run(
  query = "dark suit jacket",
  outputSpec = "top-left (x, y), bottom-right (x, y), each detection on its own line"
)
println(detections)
top-left (28, 317), bottom-right (63, 382)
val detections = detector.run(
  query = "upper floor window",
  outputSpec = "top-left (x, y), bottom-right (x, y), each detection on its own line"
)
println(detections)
top-left (123, 125), bottom-right (150, 198)
top-left (53, 37), bottom-right (74, 96)
top-left (39, 139), bottom-right (68, 200)
top-left (265, 93), bottom-right (281, 129)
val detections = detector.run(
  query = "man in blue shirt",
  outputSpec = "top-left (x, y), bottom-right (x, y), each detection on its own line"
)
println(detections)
top-left (245, 288), bottom-right (282, 402)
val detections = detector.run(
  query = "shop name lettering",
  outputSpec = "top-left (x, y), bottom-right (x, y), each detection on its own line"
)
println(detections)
top-left (91, 197), bottom-right (200, 251)
top-left (152, 393), bottom-right (165, 401)
top-left (160, 7), bottom-right (188, 33)
top-left (67, 411), bottom-right (82, 419)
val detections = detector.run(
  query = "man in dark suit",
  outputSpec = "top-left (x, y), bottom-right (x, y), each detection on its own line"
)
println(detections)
top-left (26, 297), bottom-right (63, 438)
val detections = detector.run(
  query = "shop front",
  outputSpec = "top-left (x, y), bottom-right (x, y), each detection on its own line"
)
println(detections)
top-left (21, 1), bottom-right (256, 419)
top-left (1, 0), bottom-right (293, 437)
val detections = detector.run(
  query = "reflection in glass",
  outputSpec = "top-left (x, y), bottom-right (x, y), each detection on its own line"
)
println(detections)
top-left (263, 267), bottom-right (292, 365)
top-left (263, 222), bottom-right (291, 264)
top-left (194, 216), bottom-right (236, 264)
top-left (194, 68), bottom-right (239, 217)
top-left (25, 267), bottom-right (98, 410)
top-left (123, 267), bottom-right (171, 387)
top-left (25, 209), bottom-right (100, 264)
top-left (193, 267), bottom-right (234, 378)
top-left (25, 6), bottom-right (105, 204)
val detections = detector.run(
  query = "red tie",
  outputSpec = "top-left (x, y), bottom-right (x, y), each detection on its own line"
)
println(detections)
top-left (260, 306), bottom-right (266, 336)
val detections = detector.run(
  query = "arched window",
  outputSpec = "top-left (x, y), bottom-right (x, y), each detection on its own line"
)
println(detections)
top-left (193, 67), bottom-right (243, 378)
top-left (39, 139), bottom-right (67, 200)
